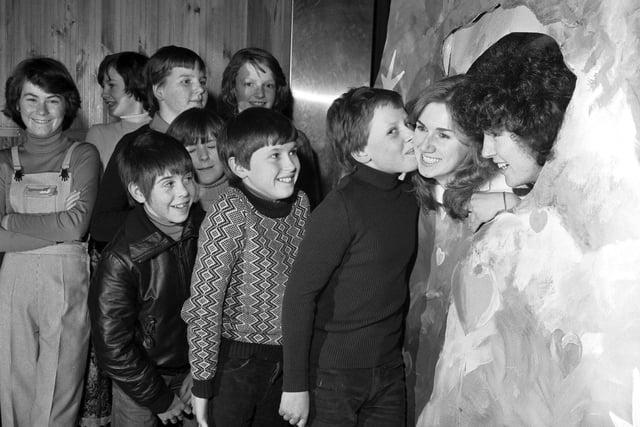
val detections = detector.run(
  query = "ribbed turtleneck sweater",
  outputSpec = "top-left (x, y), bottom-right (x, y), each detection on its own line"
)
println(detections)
top-left (282, 163), bottom-right (419, 391)
top-left (0, 130), bottom-right (100, 251)
top-left (85, 112), bottom-right (151, 168)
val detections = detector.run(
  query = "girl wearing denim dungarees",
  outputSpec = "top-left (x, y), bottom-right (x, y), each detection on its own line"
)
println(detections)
top-left (0, 57), bottom-right (100, 427)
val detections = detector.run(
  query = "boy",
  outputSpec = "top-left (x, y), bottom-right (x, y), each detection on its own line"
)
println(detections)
top-left (89, 131), bottom-right (203, 426)
top-left (279, 87), bottom-right (418, 427)
top-left (181, 107), bottom-right (310, 426)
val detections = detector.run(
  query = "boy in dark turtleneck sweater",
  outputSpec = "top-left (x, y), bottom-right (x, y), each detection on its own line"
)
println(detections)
top-left (181, 108), bottom-right (309, 427)
top-left (280, 87), bottom-right (419, 427)
top-left (89, 132), bottom-right (203, 426)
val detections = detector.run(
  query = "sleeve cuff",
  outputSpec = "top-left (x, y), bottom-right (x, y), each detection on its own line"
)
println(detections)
top-left (283, 369), bottom-right (309, 392)
top-left (146, 389), bottom-right (174, 414)
top-left (192, 378), bottom-right (216, 399)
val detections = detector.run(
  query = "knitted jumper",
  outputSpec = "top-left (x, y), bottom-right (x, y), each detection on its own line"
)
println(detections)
top-left (282, 163), bottom-right (419, 392)
top-left (181, 184), bottom-right (309, 397)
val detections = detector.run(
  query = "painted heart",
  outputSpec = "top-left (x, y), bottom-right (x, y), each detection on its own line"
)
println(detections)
top-left (529, 208), bottom-right (548, 233)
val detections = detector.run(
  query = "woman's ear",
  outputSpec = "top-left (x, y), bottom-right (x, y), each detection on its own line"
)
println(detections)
top-left (228, 157), bottom-right (249, 179)
top-left (127, 183), bottom-right (147, 204)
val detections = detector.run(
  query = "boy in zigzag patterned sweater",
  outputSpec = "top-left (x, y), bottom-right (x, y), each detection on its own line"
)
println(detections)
top-left (181, 107), bottom-right (309, 427)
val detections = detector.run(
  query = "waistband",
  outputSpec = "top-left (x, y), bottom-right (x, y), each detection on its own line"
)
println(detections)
top-left (12, 241), bottom-right (88, 256)
top-left (219, 337), bottom-right (282, 362)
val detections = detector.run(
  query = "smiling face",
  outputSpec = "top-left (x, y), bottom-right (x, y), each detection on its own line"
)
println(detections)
top-left (233, 62), bottom-right (276, 113)
top-left (414, 102), bottom-right (470, 186)
top-left (137, 171), bottom-right (196, 224)
top-left (185, 137), bottom-right (225, 185)
top-left (482, 131), bottom-right (542, 187)
top-left (231, 141), bottom-right (299, 201)
top-left (356, 105), bottom-right (416, 174)
top-left (154, 66), bottom-right (208, 124)
top-left (101, 67), bottom-right (142, 118)
top-left (18, 81), bottom-right (66, 137)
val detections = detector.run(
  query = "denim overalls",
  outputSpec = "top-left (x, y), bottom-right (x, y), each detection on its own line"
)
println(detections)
top-left (0, 142), bottom-right (90, 427)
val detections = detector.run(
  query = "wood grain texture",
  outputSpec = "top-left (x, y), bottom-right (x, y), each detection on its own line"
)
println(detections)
top-left (0, 0), bottom-right (293, 143)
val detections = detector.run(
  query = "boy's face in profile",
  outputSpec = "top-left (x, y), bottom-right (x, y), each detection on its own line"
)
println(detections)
top-left (356, 105), bottom-right (417, 174)
top-left (139, 171), bottom-right (196, 224)
top-left (155, 66), bottom-right (208, 119)
top-left (233, 141), bottom-right (300, 201)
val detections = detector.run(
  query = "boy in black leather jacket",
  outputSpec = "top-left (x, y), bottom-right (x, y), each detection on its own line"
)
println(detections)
top-left (89, 131), bottom-right (203, 426)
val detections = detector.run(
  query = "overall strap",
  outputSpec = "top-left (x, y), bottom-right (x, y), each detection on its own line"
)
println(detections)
top-left (59, 140), bottom-right (80, 181)
top-left (10, 145), bottom-right (23, 181)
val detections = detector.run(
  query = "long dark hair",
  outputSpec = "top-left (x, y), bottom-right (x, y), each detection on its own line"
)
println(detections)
top-left (409, 75), bottom-right (497, 218)
top-left (219, 48), bottom-right (293, 119)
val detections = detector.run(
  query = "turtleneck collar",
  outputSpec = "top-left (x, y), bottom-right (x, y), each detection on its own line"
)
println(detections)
top-left (149, 114), bottom-right (170, 133)
top-left (352, 162), bottom-right (403, 191)
top-left (143, 204), bottom-right (185, 241)
top-left (200, 174), bottom-right (228, 190)
top-left (24, 129), bottom-right (65, 154)
top-left (120, 111), bottom-right (151, 124)
top-left (233, 181), bottom-right (294, 218)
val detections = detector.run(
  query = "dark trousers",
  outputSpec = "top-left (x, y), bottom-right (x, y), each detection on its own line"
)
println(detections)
top-left (309, 359), bottom-right (406, 427)
top-left (209, 353), bottom-right (289, 427)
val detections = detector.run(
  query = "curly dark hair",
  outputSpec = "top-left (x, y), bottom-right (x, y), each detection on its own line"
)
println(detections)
top-left (452, 32), bottom-right (576, 166)
top-left (3, 57), bottom-right (81, 131)
top-left (97, 51), bottom-right (149, 108)
top-left (409, 75), bottom-right (497, 218)
top-left (219, 48), bottom-right (293, 120)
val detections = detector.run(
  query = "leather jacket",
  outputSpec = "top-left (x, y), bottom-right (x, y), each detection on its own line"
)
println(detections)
top-left (89, 204), bottom-right (204, 413)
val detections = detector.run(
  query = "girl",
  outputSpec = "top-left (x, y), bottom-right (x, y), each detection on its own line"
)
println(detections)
top-left (0, 57), bottom-right (100, 426)
top-left (85, 51), bottom-right (150, 170)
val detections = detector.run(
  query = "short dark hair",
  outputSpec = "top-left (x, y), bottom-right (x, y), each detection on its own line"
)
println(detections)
top-left (166, 107), bottom-right (225, 147)
top-left (452, 32), bottom-right (576, 166)
top-left (219, 47), bottom-right (293, 119)
top-left (326, 87), bottom-right (404, 174)
top-left (218, 107), bottom-right (297, 184)
top-left (3, 57), bottom-right (81, 130)
top-left (409, 75), bottom-right (498, 218)
top-left (145, 45), bottom-right (206, 115)
top-left (117, 130), bottom-right (194, 200)
top-left (97, 51), bottom-right (149, 107)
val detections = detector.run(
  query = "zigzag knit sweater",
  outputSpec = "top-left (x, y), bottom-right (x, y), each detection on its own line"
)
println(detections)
top-left (182, 183), bottom-right (309, 398)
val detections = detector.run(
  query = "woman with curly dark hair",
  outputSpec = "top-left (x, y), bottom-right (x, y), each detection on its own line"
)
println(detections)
top-left (419, 33), bottom-right (578, 427)
top-left (404, 75), bottom-right (518, 424)
top-left (219, 47), bottom-right (322, 207)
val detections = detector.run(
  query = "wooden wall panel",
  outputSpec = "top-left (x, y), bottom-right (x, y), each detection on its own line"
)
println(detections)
top-left (247, 0), bottom-right (292, 75)
top-left (0, 0), bottom-right (293, 147)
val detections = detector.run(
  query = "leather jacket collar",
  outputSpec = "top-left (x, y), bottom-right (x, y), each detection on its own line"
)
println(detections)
top-left (125, 205), bottom-right (202, 263)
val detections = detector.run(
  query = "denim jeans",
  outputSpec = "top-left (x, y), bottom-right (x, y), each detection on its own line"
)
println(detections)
top-left (209, 355), bottom-right (289, 427)
top-left (309, 359), bottom-right (406, 427)
top-left (111, 372), bottom-right (196, 427)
